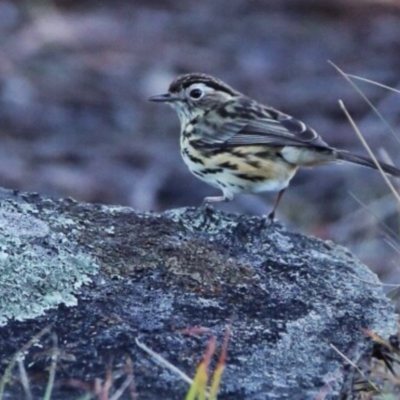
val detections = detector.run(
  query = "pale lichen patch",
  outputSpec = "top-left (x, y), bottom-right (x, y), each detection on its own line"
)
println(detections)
top-left (0, 198), bottom-right (98, 326)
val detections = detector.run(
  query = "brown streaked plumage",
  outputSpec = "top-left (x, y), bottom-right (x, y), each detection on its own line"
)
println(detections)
top-left (150, 73), bottom-right (400, 220)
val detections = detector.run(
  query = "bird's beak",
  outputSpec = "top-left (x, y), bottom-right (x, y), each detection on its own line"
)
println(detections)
top-left (149, 93), bottom-right (175, 103)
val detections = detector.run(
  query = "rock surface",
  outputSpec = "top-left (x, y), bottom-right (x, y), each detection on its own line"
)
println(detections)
top-left (0, 187), bottom-right (396, 399)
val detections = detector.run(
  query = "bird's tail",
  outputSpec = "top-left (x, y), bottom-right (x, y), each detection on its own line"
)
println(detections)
top-left (337, 150), bottom-right (400, 178)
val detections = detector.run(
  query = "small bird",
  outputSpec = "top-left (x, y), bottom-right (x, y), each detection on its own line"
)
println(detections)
top-left (150, 73), bottom-right (400, 220)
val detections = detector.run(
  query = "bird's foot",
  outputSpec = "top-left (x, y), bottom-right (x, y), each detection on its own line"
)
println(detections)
top-left (201, 201), bottom-right (214, 214)
top-left (267, 210), bottom-right (276, 223)
top-left (260, 210), bottom-right (277, 228)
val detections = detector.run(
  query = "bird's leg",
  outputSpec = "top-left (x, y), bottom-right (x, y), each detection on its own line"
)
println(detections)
top-left (202, 192), bottom-right (233, 210)
top-left (267, 189), bottom-right (286, 222)
top-left (203, 195), bottom-right (229, 204)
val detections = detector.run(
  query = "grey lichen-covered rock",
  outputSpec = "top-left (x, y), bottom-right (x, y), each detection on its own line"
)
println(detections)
top-left (0, 187), bottom-right (396, 399)
top-left (0, 196), bottom-right (98, 326)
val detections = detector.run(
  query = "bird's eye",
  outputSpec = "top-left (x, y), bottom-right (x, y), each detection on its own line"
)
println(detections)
top-left (189, 88), bottom-right (203, 99)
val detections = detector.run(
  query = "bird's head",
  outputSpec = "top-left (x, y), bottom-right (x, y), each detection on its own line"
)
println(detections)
top-left (149, 73), bottom-right (239, 126)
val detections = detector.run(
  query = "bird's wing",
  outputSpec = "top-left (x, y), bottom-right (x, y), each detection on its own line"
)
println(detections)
top-left (197, 98), bottom-right (332, 150)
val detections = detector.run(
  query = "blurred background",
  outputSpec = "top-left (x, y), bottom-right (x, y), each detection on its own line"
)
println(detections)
top-left (0, 0), bottom-right (400, 282)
